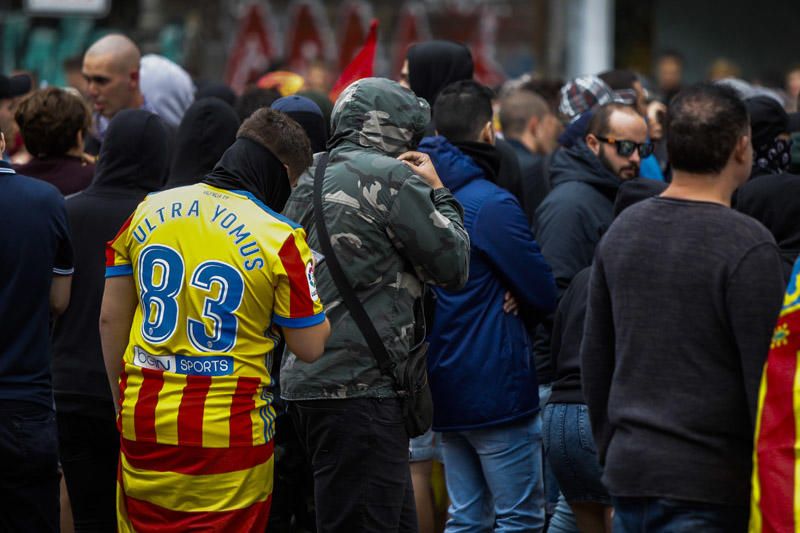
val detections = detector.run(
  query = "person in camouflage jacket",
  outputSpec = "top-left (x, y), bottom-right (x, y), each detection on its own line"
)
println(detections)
top-left (280, 77), bottom-right (470, 532)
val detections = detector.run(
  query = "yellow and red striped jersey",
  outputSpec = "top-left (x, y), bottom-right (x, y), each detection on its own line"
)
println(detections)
top-left (106, 183), bottom-right (324, 448)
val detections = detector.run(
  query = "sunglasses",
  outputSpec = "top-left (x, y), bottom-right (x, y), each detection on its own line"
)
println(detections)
top-left (595, 136), bottom-right (654, 158)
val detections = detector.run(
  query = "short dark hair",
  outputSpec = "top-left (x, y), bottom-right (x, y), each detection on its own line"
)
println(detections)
top-left (238, 108), bottom-right (312, 181)
top-left (433, 80), bottom-right (495, 142)
top-left (234, 87), bottom-right (281, 122)
top-left (666, 83), bottom-right (749, 174)
top-left (658, 49), bottom-right (684, 64)
top-left (599, 69), bottom-right (638, 91)
top-left (15, 87), bottom-right (90, 157)
top-left (586, 103), bottom-right (638, 138)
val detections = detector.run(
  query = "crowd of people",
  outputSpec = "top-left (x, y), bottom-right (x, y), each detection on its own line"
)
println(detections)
top-left (1, 30), bottom-right (800, 533)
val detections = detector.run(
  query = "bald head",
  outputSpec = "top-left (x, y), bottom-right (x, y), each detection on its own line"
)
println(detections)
top-left (85, 34), bottom-right (141, 73)
top-left (82, 34), bottom-right (144, 119)
top-left (499, 89), bottom-right (550, 137)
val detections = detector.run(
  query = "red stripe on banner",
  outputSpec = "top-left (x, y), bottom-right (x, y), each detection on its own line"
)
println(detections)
top-left (277, 234), bottom-right (314, 318)
top-left (125, 493), bottom-right (272, 533)
top-left (106, 215), bottom-right (133, 266)
top-left (229, 377), bottom-right (260, 446)
top-left (757, 312), bottom-right (800, 533)
top-left (117, 370), bottom-right (129, 433)
top-left (134, 369), bottom-right (165, 442)
top-left (177, 375), bottom-right (212, 446)
top-left (121, 438), bottom-right (274, 475)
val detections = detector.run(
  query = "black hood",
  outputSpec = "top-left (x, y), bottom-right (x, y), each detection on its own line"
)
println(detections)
top-left (195, 81), bottom-right (237, 107)
top-left (549, 141), bottom-right (622, 196)
top-left (407, 40), bottom-right (473, 109)
top-left (87, 109), bottom-right (169, 195)
top-left (166, 98), bottom-right (240, 189)
top-left (203, 137), bottom-right (291, 212)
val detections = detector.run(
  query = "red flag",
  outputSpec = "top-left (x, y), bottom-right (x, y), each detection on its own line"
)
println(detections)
top-left (329, 19), bottom-right (378, 102)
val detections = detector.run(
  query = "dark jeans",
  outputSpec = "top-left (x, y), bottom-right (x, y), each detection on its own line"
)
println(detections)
top-left (613, 497), bottom-right (749, 533)
top-left (289, 397), bottom-right (417, 533)
top-left (57, 412), bottom-right (119, 533)
top-left (0, 400), bottom-right (60, 532)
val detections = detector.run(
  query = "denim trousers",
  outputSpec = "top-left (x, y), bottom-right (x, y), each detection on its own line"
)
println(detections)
top-left (0, 400), bottom-right (60, 532)
top-left (613, 497), bottom-right (749, 533)
top-left (543, 403), bottom-right (610, 504)
top-left (289, 397), bottom-right (417, 533)
top-left (441, 415), bottom-right (545, 533)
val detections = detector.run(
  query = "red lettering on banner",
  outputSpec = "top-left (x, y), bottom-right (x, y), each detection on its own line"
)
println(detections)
top-left (224, 3), bottom-right (276, 95)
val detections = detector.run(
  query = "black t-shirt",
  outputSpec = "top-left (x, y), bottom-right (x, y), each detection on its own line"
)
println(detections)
top-left (582, 197), bottom-right (785, 505)
top-left (0, 165), bottom-right (73, 407)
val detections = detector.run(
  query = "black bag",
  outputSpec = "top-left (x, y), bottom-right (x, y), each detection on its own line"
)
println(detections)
top-left (312, 153), bottom-right (433, 438)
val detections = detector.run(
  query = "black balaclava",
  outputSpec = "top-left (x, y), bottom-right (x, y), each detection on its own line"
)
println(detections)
top-left (88, 109), bottom-right (169, 194)
top-left (407, 40), bottom-right (474, 109)
top-left (166, 98), bottom-right (240, 189)
top-left (203, 137), bottom-right (291, 212)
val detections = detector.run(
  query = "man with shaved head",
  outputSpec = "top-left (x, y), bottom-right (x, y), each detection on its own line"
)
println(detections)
top-left (82, 34), bottom-right (150, 147)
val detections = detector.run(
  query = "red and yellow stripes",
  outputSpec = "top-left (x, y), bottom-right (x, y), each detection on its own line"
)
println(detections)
top-left (119, 366), bottom-right (273, 447)
top-left (751, 262), bottom-right (800, 533)
top-left (117, 439), bottom-right (274, 532)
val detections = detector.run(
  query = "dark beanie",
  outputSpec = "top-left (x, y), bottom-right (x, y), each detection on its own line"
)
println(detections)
top-left (271, 95), bottom-right (328, 154)
top-left (746, 96), bottom-right (789, 149)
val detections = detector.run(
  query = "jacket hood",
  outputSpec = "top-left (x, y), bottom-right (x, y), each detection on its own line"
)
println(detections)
top-left (166, 98), bottom-right (240, 189)
top-left (407, 41), bottom-right (474, 108)
top-left (140, 54), bottom-right (196, 128)
top-left (88, 109), bottom-right (169, 194)
top-left (419, 136), bottom-right (484, 192)
top-left (328, 77), bottom-right (430, 157)
top-left (549, 141), bottom-right (622, 192)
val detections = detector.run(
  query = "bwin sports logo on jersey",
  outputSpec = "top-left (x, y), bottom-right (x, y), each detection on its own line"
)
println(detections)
top-left (306, 260), bottom-right (320, 302)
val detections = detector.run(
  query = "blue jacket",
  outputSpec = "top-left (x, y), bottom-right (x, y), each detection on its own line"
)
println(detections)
top-left (420, 136), bottom-right (557, 431)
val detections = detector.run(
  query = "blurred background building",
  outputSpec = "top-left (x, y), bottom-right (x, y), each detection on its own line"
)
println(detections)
top-left (0, 0), bottom-right (798, 94)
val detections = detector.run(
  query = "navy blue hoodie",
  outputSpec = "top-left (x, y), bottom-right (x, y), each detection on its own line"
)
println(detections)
top-left (420, 136), bottom-right (557, 431)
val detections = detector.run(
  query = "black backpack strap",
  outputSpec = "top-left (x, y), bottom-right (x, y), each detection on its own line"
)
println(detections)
top-left (312, 154), bottom-right (396, 377)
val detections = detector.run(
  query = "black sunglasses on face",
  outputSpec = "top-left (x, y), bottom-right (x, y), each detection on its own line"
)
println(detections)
top-left (595, 136), bottom-right (654, 158)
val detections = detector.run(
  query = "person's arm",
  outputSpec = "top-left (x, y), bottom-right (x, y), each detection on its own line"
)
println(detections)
top-left (473, 192), bottom-right (557, 314)
top-left (99, 276), bottom-right (137, 408)
top-left (282, 318), bottom-right (331, 363)
top-left (50, 275), bottom-right (72, 316)
top-left (389, 152), bottom-right (470, 291)
top-left (273, 228), bottom-right (330, 362)
top-left (535, 196), bottom-right (598, 295)
top-left (579, 256), bottom-right (616, 465)
top-left (727, 242), bottom-right (786, 427)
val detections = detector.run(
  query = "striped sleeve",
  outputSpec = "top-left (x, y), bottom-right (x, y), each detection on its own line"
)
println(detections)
top-left (106, 215), bottom-right (134, 277)
top-left (272, 227), bottom-right (325, 328)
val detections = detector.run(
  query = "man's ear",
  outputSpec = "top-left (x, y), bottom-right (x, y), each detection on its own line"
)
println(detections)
top-left (586, 133), bottom-right (601, 155)
top-left (733, 134), bottom-right (751, 164)
top-left (129, 69), bottom-right (139, 88)
top-left (479, 121), bottom-right (495, 145)
top-left (526, 115), bottom-right (540, 136)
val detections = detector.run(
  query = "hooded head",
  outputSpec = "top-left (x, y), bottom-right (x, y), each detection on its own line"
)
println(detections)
top-left (271, 95), bottom-right (327, 153)
top-left (746, 95), bottom-right (792, 176)
top-left (166, 98), bottom-right (240, 189)
top-left (406, 41), bottom-right (474, 109)
top-left (329, 77), bottom-right (430, 157)
top-left (89, 109), bottom-right (169, 193)
top-left (195, 81), bottom-right (237, 107)
top-left (203, 108), bottom-right (312, 211)
top-left (139, 54), bottom-right (196, 128)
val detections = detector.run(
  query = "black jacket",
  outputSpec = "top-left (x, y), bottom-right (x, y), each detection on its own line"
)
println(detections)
top-left (734, 172), bottom-right (800, 281)
top-left (534, 141), bottom-right (621, 293)
top-left (506, 138), bottom-right (550, 224)
top-left (549, 266), bottom-right (590, 404)
top-left (52, 110), bottom-right (169, 419)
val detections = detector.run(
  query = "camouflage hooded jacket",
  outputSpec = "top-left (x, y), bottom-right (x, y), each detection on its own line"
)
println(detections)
top-left (280, 78), bottom-right (470, 400)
